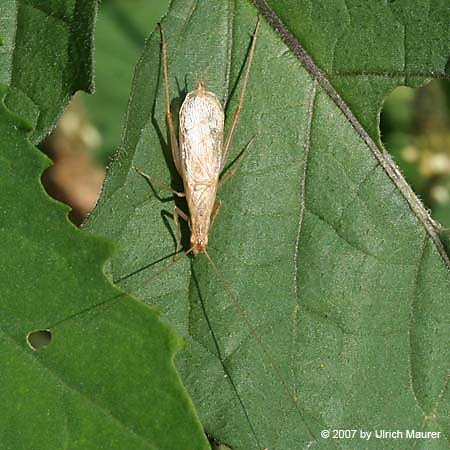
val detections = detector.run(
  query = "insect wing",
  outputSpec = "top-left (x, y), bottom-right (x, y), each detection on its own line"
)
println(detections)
top-left (178, 89), bottom-right (225, 184)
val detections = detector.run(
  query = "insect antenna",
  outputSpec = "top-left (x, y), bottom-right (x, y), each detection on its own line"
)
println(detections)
top-left (46, 247), bottom-right (193, 330)
top-left (203, 250), bottom-right (311, 422)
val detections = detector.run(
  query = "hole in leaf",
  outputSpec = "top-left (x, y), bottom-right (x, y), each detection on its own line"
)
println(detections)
top-left (381, 79), bottom-right (450, 226)
top-left (27, 329), bottom-right (52, 350)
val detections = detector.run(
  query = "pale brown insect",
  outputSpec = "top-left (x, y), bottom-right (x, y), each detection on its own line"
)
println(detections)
top-left (47, 19), bottom-right (299, 448)
top-left (136, 19), bottom-right (260, 255)
top-left (176, 81), bottom-right (224, 255)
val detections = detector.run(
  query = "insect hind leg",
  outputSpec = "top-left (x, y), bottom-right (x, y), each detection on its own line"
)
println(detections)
top-left (173, 205), bottom-right (190, 255)
top-left (210, 200), bottom-right (222, 227)
top-left (219, 136), bottom-right (255, 188)
top-left (134, 165), bottom-right (185, 198)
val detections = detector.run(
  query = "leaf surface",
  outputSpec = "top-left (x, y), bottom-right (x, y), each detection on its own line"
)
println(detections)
top-left (87, 1), bottom-right (450, 449)
top-left (0, 0), bottom-right (97, 141)
top-left (0, 86), bottom-right (210, 450)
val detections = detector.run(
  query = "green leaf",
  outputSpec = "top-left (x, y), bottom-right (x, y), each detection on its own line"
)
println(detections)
top-left (261, 0), bottom-right (450, 142)
top-left (87, 0), bottom-right (450, 449)
top-left (80, 0), bottom-right (170, 163)
top-left (0, 0), bottom-right (97, 141)
top-left (0, 86), bottom-right (209, 450)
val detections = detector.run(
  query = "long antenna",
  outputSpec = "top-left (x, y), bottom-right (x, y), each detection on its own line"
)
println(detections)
top-left (203, 251), bottom-right (314, 436)
top-left (47, 248), bottom-right (193, 329)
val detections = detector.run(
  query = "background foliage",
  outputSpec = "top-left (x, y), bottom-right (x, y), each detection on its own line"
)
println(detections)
top-left (0, 0), bottom-right (449, 449)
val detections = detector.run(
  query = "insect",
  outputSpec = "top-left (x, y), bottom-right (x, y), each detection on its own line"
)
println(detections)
top-left (45, 17), bottom-right (301, 450)
top-left (135, 19), bottom-right (260, 257)
top-left (134, 18), bottom-right (304, 435)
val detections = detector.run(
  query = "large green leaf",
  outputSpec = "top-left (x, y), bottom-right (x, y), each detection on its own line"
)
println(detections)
top-left (0, 86), bottom-right (209, 450)
top-left (86, 0), bottom-right (450, 449)
top-left (0, 0), bottom-right (97, 141)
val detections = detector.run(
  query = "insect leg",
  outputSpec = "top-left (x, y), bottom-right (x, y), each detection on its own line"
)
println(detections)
top-left (218, 136), bottom-right (255, 188)
top-left (210, 200), bottom-right (222, 227)
top-left (134, 166), bottom-right (185, 197)
top-left (221, 18), bottom-right (260, 170)
top-left (173, 205), bottom-right (190, 254)
top-left (160, 24), bottom-right (182, 174)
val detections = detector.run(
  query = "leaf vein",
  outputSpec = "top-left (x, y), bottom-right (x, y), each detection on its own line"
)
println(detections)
top-left (329, 70), bottom-right (450, 79)
top-left (291, 79), bottom-right (317, 398)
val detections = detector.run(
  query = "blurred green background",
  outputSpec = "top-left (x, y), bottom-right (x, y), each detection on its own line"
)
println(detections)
top-left (41, 0), bottom-right (450, 230)
top-left (83, 0), bottom-right (170, 163)
top-left (381, 80), bottom-right (450, 227)
top-left (42, 0), bottom-right (169, 224)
